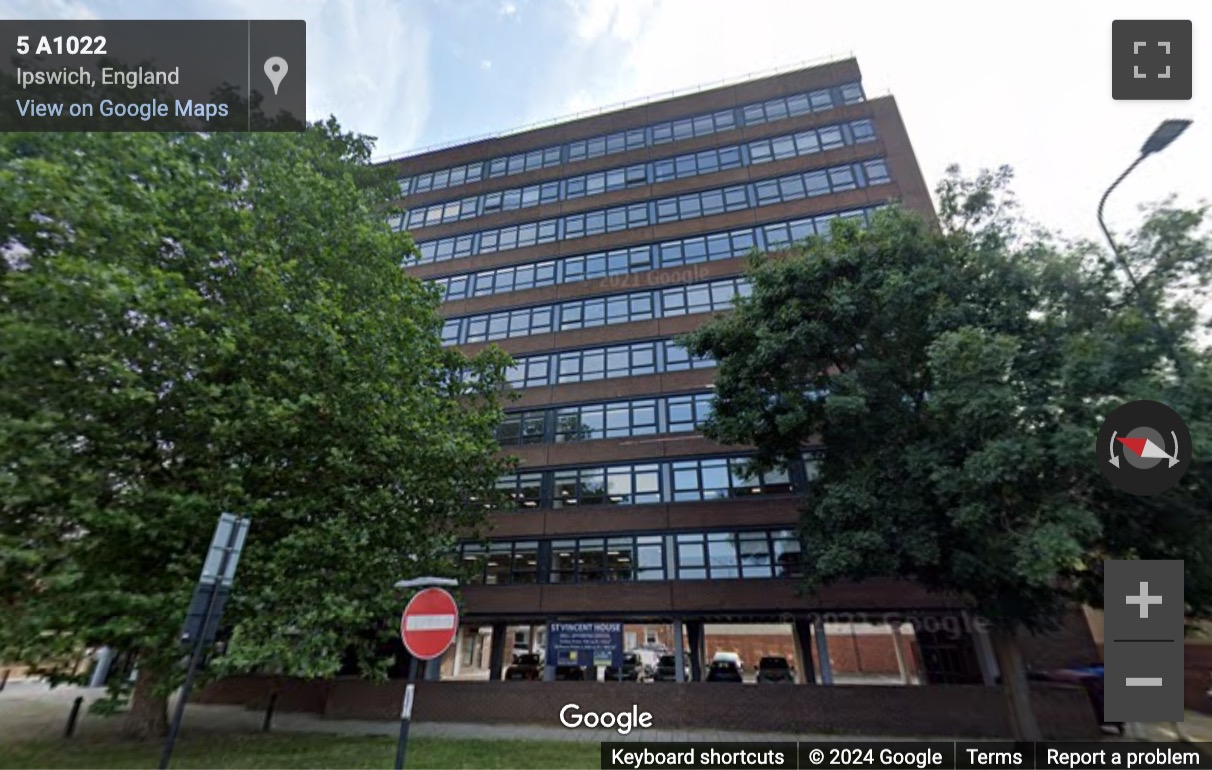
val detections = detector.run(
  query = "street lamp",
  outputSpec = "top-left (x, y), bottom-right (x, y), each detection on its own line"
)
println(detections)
top-left (1095, 119), bottom-right (1193, 378)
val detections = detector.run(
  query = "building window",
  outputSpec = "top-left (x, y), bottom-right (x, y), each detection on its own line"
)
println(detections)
top-left (499, 338), bottom-right (710, 389)
top-left (676, 534), bottom-right (707, 580)
top-left (496, 411), bottom-right (546, 446)
top-left (666, 392), bottom-right (714, 433)
top-left (493, 472), bottom-right (543, 510)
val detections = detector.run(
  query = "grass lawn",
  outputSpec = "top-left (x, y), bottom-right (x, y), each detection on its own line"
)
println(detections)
top-left (0, 732), bottom-right (601, 769)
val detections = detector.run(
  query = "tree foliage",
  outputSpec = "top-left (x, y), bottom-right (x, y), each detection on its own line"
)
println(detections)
top-left (681, 165), bottom-right (1212, 631)
top-left (0, 123), bottom-right (510, 735)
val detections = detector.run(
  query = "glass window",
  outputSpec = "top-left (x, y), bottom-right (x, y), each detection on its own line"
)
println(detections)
top-left (819, 125), bottom-right (844, 150)
top-left (786, 93), bottom-right (811, 116)
top-left (485, 543), bottom-right (512, 585)
top-left (579, 539), bottom-right (606, 581)
top-left (606, 538), bottom-right (635, 581)
top-left (707, 533), bottom-right (739, 578)
top-left (771, 136), bottom-right (795, 160)
top-left (676, 534), bottom-right (706, 580)
top-left (460, 544), bottom-right (487, 584)
top-left (804, 170), bottom-right (830, 197)
top-left (551, 541), bottom-right (577, 583)
top-left (779, 175), bottom-right (806, 201)
top-left (755, 180), bottom-right (780, 206)
top-left (636, 536), bottom-right (664, 580)
top-left (829, 165), bottom-right (857, 192)
top-left (738, 532), bottom-right (773, 578)
top-left (851, 118), bottom-right (876, 143)
top-left (512, 542), bottom-right (539, 583)
top-left (772, 531), bottom-right (803, 577)
top-left (864, 159), bottom-right (891, 185)
top-left (840, 82), bottom-right (864, 104)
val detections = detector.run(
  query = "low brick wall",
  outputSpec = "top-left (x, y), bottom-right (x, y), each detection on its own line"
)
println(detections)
top-left (197, 676), bottom-right (1099, 739)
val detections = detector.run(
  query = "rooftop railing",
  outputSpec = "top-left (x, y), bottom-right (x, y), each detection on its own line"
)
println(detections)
top-left (372, 51), bottom-right (857, 165)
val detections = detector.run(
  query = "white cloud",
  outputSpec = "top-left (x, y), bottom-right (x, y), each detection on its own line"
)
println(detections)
top-left (499, 0), bottom-right (517, 17)
top-left (541, 0), bottom-right (1210, 248)
top-left (481, 59), bottom-right (493, 71)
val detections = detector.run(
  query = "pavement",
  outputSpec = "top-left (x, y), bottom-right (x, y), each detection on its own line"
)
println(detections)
top-left (1, 678), bottom-right (1211, 746)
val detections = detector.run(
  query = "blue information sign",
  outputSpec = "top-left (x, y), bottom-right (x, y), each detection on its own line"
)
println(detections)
top-left (546, 621), bottom-right (623, 667)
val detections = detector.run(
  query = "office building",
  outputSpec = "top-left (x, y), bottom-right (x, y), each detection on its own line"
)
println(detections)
top-left (386, 57), bottom-right (1093, 685)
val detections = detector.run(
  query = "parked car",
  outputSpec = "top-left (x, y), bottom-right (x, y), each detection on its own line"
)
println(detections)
top-left (756, 656), bottom-right (795, 683)
top-left (711, 651), bottom-right (744, 674)
top-left (653, 653), bottom-right (689, 682)
top-left (706, 659), bottom-right (743, 682)
top-left (505, 653), bottom-right (542, 681)
top-left (555, 664), bottom-right (586, 681)
top-left (605, 652), bottom-right (646, 681)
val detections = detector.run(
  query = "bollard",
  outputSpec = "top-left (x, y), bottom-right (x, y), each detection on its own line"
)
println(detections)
top-left (261, 692), bottom-right (279, 733)
top-left (0, 668), bottom-right (9, 692)
top-left (65, 696), bottom-right (84, 738)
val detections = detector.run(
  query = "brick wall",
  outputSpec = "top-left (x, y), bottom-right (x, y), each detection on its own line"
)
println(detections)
top-left (198, 676), bottom-right (1098, 739)
top-left (1015, 609), bottom-right (1101, 671)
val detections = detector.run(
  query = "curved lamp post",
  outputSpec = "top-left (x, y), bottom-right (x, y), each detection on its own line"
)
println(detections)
top-left (1096, 119), bottom-right (1193, 378)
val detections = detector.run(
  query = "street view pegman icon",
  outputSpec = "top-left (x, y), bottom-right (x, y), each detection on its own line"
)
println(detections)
top-left (1097, 399), bottom-right (1190, 496)
top-left (1112, 20), bottom-right (1192, 100)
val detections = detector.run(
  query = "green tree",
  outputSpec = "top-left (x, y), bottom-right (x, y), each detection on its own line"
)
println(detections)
top-left (680, 166), bottom-right (1212, 739)
top-left (0, 124), bottom-right (511, 738)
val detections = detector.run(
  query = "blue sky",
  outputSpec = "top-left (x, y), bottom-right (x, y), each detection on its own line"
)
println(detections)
top-left (4, 0), bottom-right (1209, 250)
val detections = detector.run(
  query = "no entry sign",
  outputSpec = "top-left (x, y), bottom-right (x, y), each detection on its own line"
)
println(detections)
top-left (400, 587), bottom-right (459, 660)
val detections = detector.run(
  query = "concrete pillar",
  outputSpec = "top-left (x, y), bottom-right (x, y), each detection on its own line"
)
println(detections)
top-left (452, 629), bottom-right (465, 678)
top-left (791, 619), bottom-right (816, 685)
top-left (488, 622), bottom-right (508, 682)
top-left (88, 646), bottom-right (115, 688)
top-left (970, 616), bottom-right (1001, 686)
top-left (673, 620), bottom-right (687, 683)
top-left (813, 617), bottom-right (834, 685)
top-left (686, 621), bottom-right (705, 682)
top-left (890, 624), bottom-right (911, 684)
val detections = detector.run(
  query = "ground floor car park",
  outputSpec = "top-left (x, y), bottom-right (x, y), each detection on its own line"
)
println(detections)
top-left (437, 608), bottom-right (1096, 687)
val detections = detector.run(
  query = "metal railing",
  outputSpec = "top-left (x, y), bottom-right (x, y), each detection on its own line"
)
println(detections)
top-left (372, 51), bottom-right (856, 165)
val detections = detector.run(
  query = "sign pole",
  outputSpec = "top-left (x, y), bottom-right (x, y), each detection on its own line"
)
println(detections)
top-left (159, 514), bottom-right (249, 770)
top-left (394, 657), bottom-right (420, 770)
top-left (393, 583), bottom-right (459, 770)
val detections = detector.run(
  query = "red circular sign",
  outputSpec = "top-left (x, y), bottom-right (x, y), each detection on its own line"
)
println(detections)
top-left (400, 587), bottom-right (459, 660)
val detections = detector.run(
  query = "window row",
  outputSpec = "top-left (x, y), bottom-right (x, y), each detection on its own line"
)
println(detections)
top-left (397, 82), bottom-right (866, 196)
top-left (753, 159), bottom-right (890, 207)
top-left (456, 528), bottom-right (803, 585)
top-left (497, 391), bottom-right (714, 445)
top-left (747, 118), bottom-right (874, 166)
top-left (441, 276), bottom-right (750, 345)
top-left (762, 205), bottom-right (885, 249)
top-left (501, 338), bottom-right (715, 389)
top-left (430, 207), bottom-right (883, 302)
top-left (489, 452), bottom-right (815, 511)
top-left (415, 157), bottom-right (891, 264)
top-left (399, 118), bottom-right (875, 231)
